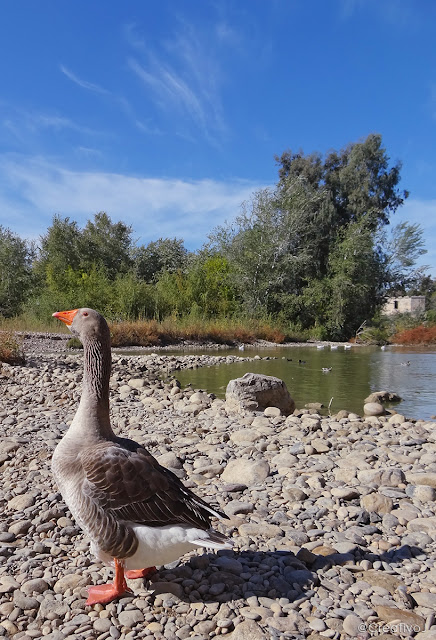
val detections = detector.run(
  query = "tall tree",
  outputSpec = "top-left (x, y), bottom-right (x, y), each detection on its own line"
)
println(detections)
top-left (211, 178), bottom-right (332, 315)
top-left (326, 220), bottom-right (384, 337)
top-left (379, 221), bottom-right (428, 293)
top-left (133, 238), bottom-right (188, 282)
top-left (0, 227), bottom-right (34, 317)
top-left (38, 215), bottom-right (82, 279)
top-left (214, 134), bottom-right (412, 337)
top-left (276, 133), bottom-right (408, 231)
top-left (81, 212), bottom-right (133, 279)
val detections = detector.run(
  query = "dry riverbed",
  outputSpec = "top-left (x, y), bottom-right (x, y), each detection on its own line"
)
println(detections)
top-left (1, 342), bottom-right (436, 640)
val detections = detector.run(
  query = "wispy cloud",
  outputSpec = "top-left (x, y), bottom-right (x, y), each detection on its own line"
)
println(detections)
top-left (0, 154), bottom-right (262, 248)
top-left (59, 64), bottom-right (110, 95)
top-left (1, 105), bottom-right (100, 142)
top-left (126, 22), bottom-right (227, 145)
top-left (30, 113), bottom-right (97, 135)
top-left (59, 64), bottom-right (160, 137)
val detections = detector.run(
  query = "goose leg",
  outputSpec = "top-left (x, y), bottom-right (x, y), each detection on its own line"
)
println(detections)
top-left (125, 566), bottom-right (156, 580)
top-left (86, 558), bottom-right (132, 605)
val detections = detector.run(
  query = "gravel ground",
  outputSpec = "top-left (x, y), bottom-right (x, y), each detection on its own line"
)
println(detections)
top-left (1, 338), bottom-right (436, 640)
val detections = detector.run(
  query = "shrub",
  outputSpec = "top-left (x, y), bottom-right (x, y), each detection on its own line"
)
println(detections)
top-left (357, 325), bottom-right (390, 345)
top-left (67, 337), bottom-right (83, 349)
top-left (393, 325), bottom-right (436, 345)
top-left (0, 331), bottom-right (25, 365)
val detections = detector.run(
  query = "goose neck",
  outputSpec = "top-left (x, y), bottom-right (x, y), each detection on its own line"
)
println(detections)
top-left (75, 334), bottom-right (114, 438)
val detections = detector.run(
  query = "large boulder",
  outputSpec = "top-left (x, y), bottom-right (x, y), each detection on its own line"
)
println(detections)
top-left (364, 390), bottom-right (402, 404)
top-left (225, 372), bottom-right (295, 415)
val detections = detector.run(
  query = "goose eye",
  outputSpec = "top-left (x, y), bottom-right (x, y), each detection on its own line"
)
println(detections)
top-left (83, 312), bottom-right (89, 317)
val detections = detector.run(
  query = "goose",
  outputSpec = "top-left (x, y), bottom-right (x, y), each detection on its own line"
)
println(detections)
top-left (344, 344), bottom-right (352, 350)
top-left (316, 345), bottom-right (325, 350)
top-left (51, 308), bottom-right (231, 606)
top-left (400, 361), bottom-right (411, 366)
top-left (330, 345), bottom-right (338, 350)
top-left (322, 367), bottom-right (332, 373)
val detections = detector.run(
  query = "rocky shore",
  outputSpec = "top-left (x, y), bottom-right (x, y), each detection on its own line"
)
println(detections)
top-left (1, 343), bottom-right (436, 640)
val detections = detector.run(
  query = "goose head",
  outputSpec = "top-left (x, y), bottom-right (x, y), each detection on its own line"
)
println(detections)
top-left (53, 307), bottom-right (110, 343)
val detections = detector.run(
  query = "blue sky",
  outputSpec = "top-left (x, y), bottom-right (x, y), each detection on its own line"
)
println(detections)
top-left (1, 0), bottom-right (436, 274)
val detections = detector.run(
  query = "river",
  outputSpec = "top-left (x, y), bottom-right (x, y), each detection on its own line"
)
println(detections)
top-left (169, 344), bottom-right (436, 420)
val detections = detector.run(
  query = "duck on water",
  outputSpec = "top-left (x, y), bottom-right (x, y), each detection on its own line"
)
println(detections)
top-left (51, 308), bottom-right (231, 606)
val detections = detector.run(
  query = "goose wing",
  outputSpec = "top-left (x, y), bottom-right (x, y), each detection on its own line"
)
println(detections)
top-left (79, 440), bottom-right (227, 530)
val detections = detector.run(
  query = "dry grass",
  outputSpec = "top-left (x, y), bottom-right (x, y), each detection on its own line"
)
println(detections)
top-left (0, 314), bottom-right (288, 349)
top-left (392, 324), bottom-right (436, 345)
top-left (110, 320), bottom-right (163, 347)
top-left (109, 317), bottom-right (286, 347)
top-left (0, 315), bottom-right (63, 333)
top-left (0, 331), bottom-right (25, 365)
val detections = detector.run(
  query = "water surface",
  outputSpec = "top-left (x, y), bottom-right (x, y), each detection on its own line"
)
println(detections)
top-left (169, 345), bottom-right (436, 420)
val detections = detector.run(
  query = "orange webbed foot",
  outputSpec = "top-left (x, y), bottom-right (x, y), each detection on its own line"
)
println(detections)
top-left (125, 566), bottom-right (156, 580)
top-left (86, 582), bottom-right (133, 606)
top-left (86, 558), bottom-right (133, 606)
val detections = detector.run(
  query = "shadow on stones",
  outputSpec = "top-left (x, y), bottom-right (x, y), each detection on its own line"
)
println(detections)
top-left (146, 543), bottom-right (426, 605)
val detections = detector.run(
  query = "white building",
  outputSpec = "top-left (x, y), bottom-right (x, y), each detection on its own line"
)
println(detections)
top-left (382, 296), bottom-right (425, 316)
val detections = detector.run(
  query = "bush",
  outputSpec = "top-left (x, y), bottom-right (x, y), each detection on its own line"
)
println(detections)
top-left (425, 310), bottom-right (436, 324)
top-left (0, 331), bottom-right (25, 365)
top-left (67, 337), bottom-right (83, 349)
top-left (357, 325), bottom-right (390, 345)
top-left (393, 325), bottom-right (436, 345)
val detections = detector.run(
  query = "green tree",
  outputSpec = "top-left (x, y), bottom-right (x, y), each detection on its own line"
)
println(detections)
top-left (187, 253), bottom-right (238, 317)
top-left (133, 238), bottom-right (188, 282)
top-left (37, 215), bottom-right (83, 285)
top-left (326, 221), bottom-right (384, 338)
top-left (110, 273), bottom-right (154, 320)
top-left (407, 274), bottom-right (436, 310)
top-left (153, 270), bottom-right (191, 319)
top-left (81, 212), bottom-right (133, 279)
top-left (211, 178), bottom-right (332, 315)
top-left (380, 221), bottom-right (428, 293)
top-left (0, 227), bottom-right (34, 317)
top-left (276, 133), bottom-right (408, 231)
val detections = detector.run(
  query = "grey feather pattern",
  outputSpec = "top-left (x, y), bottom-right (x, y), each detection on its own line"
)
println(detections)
top-left (77, 439), bottom-right (228, 558)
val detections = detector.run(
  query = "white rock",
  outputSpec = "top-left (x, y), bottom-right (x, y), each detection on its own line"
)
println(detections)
top-left (221, 458), bottom-right (270, 485)
top-left (363, 402), bottom-right (385, 416)
top-left (230, 429), bottom-right (261, 444)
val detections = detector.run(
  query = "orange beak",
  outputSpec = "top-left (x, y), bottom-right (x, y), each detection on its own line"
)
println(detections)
top-left (52, 309), bottom-right (79, 327)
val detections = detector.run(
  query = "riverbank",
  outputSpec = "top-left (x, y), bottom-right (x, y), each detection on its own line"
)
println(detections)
top-left (17, 330), bottom-right (360, 356)
top-left (1, 347), bottom-right (436, 639)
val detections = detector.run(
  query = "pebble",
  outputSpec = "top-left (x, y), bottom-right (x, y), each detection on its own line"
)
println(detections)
top-left (342, 614), bottom-right (363, 636)
top-left (1, 341), bottom-right (436, 639)
top-left (117, 609), bottom-right (144, 627)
